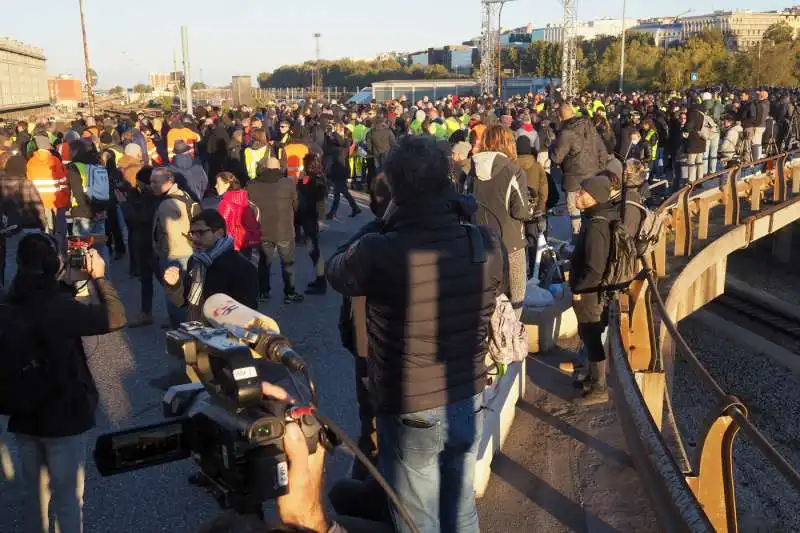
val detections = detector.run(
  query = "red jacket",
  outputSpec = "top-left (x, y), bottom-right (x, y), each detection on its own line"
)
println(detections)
top-left (217, 190), bottom-right (261, 251)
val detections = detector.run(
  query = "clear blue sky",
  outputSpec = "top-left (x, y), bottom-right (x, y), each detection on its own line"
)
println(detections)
top-left (0, 0), bottom-right (793, 88)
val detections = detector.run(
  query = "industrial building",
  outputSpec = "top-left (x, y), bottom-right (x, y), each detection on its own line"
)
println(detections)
top-left (149, 71), bottom-right (184, 92)
top-left (0, 37), bottom-right (49, 116)
top-left (48, 75), bottom-right (83, 110)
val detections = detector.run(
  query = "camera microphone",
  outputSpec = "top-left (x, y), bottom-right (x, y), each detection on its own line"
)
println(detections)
top-left (202, 294), bottom-right (307, 373)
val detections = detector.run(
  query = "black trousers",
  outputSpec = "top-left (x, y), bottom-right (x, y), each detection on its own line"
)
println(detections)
top-left (573, 292), bottom-right (607, 363)
top-left (301, 217), bottom-right (324, 279)
top-left (105, 202), bottom-right (126, 255)
top-left (330, 179), bottom-right (359, 215)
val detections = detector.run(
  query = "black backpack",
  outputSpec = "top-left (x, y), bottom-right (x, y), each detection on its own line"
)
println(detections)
top-left (0, 302), bottom-right (50, 416)
top-left (591, 215), bottom-right (639, 291)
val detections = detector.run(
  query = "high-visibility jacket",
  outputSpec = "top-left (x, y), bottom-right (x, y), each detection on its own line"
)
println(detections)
top-left (26, 150), bottom-right (69, 209)
top-left (284, 143), bottom-right (309, 181)
top-left (70, 162), bottom-right (96, 208)
top-left (166, 127), bottom-right (200, 161)
top-left (644, 130), bottom-right (659, 162)
top-left (109, 146), bottom-right (124, 165)
top-left (428, 122), bottom-right (448, 140)
top-left (147, 137), bottom-right (163, 166)
top-left (461, 114), bottom-right (471, 128)
top-left (445, 117), bottom-right (462, 136)
top-left (245, 146), bottom-right (269, 180)
top-left (56, 142), bottom-right (72, 165)
top-left (352, 124), bottom-right (368, 144)
top-left (409, 119), bottom-right (424, 136)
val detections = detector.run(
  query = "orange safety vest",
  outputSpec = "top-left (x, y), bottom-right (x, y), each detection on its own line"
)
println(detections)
top-left (57, 142), bottom-right (72, 165)
top-left (166, 127), bottom-right (200, 161)
top-left (26, 150), bottom-right (69, 209)
top-left (146, 138), bottom-right (163, 166)
top-left (284, 143), bottom-right (309, 181)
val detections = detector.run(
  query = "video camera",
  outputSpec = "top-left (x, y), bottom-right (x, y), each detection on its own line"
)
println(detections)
top-left (66, 234), bottom-right (107, 270)
top-left (93, 295), bottom-right (333, 513)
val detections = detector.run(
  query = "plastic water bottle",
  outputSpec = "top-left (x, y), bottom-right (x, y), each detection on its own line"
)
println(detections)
top-left (548, 283), bottom-right (564, 300)
top-left (531, 232), bottom-right (547, 282)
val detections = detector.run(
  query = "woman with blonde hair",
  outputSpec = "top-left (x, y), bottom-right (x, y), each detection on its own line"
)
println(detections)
top-left (470, 125), bottom-right (531, 317)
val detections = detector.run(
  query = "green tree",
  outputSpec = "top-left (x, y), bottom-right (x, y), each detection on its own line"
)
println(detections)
top-left (191, 82), bottom-right (207, 90)
top-left (257, 72), bottom-right (271, 88)
top-left (88, 68), bottom-right (98, 87)
top-left (110, 85), bottom-right (125, 95)
top-left (763, 22), bottom-right (794, 44)
top-left (133, 83), bottom-right (152, 93)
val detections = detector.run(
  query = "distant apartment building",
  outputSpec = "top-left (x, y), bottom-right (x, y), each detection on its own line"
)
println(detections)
top-left (0, 37), bottom-right (48, 112)
top-left (632, 9), bottom-right (800, 49)
top-left (679, 9), bottom-right (800, 48)
top-left (48, 75), bottom-right (82, 109)
top-left (409, 45), bottom-right (478, 75)
top-left (630, 22), bottom-right (683, 47)
top-left (149, 71), bottom-right (184, 92)
top-left (538, 18), bottom-right (640, 44)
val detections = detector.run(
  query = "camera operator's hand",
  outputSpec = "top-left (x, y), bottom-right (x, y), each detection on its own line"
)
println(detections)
top-left (163, 266), bottom-right (181, 286)
top-left (260, 382), bottom-right (329, 533)
top-left (278, 423), bottom-right (329, 533)
top-left (85, 249), bottom-right (106, 279)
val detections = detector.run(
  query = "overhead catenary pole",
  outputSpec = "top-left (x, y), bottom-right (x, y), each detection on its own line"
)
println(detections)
top-left (181, 26), bottom-right (193, 114)
top-left (78, 0), bottom-right (95, 116)
top-left (313, 33), bottom-right (322, 97)
top-left (618, 0), bottom-right (627, 92)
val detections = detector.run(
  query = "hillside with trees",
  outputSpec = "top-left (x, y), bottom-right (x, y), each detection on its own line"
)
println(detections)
top-left (258, 24), bottom-right (800, 91)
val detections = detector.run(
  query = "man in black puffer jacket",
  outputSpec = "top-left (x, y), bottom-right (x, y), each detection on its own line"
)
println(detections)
top-left (551, 103), bottom-right (606, 238)
top-left (326, 136), bottom-right (505, 533)
top-left (247, 157), bottom-right (304, 303)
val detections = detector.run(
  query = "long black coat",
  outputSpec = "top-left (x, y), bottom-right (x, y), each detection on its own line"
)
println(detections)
top-left (7, 277), bottom-right (126, 437)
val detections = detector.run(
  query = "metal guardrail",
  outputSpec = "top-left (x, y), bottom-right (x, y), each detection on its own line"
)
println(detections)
top-left (610, 151), bottom-right (800, 532)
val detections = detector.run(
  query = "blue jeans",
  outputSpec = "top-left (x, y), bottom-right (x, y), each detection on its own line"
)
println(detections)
top-left (71, 217), bottom-right (110, 268)
top-left (704, 135), bottom-right (720, 176)
top-left (158, 256), bottom-right (190, 326)
top-left (16, 432), bottom-right (87, 533)
top-left (377, 392), bottom-right (484, 533)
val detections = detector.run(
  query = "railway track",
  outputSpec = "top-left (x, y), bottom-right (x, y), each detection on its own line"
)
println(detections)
top-left (712, 285), bottom-right (800, 343)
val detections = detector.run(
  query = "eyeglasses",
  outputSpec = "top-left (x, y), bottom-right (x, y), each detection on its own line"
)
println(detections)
top-left (187, 228), bottom-right (213, 238)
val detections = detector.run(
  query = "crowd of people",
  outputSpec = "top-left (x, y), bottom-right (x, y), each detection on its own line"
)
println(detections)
top-left (0, 83), bottom-right (795, 533)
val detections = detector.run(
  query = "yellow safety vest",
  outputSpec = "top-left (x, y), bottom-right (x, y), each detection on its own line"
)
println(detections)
top-left (245, 146), bottom-right (268, 180)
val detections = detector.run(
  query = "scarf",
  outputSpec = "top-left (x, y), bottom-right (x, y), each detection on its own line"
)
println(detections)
top-left (187, 235), bottom-right (234, 317)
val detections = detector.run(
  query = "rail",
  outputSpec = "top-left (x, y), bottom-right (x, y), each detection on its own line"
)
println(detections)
top-left (609, 151), bottom-right (800, 532)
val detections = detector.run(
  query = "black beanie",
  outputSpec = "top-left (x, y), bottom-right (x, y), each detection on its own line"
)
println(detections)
top-left (580, 176), bottom-right (611, 204)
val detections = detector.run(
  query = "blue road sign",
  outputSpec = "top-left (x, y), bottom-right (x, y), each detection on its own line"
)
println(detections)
top-left (691, 72), bottom-right (698, 81)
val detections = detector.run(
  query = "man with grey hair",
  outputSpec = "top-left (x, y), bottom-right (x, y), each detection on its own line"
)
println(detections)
top-left (327, 136), bottom-right (506, 533)
top-left (150, 167), bottom-right (193, 327)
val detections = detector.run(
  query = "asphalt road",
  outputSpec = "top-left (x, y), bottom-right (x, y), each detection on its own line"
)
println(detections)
top-left (0, 193), bottom-right (374, 533)
top-left (0, 190), bottom-right (655, 533)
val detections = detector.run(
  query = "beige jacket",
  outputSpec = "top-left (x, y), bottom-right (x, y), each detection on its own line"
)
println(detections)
top-left (153, 183), bottom-right (193, 259)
